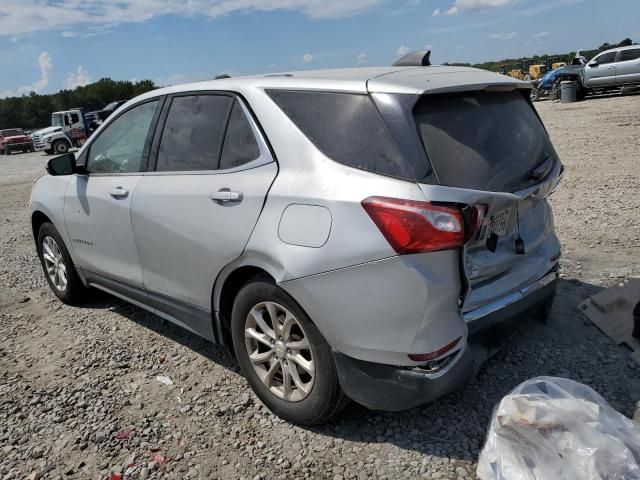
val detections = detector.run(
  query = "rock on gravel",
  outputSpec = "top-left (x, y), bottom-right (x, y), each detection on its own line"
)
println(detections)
top-left (1, 94), bottom-right (640, 480)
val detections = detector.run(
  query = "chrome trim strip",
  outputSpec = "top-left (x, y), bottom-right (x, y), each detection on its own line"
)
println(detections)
top-left (463, 271), bottom-right (557, 323)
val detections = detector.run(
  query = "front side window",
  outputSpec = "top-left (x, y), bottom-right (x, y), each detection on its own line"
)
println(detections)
top-left (219, 101), bottom-right (261, 170)
top-left (266, 90), bottom-right (411, 180)
top-left (593, 51), bottom-right (617, 65)
top-left (619, 48), bottom-right (640, 62)
top-left (87, 100), bottom-right (158, 174)
top-left (156, 95), bottom-right (233, 172)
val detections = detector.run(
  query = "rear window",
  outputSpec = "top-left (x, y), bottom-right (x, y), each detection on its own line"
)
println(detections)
top-left (266, 90), bottom-right (413, 180)
top-left (414, 91), bottom-right (558, 192)
top-left (2, 129), bottom-right (23, 137)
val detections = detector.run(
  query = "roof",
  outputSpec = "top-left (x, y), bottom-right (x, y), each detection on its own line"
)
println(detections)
top-left (138, 64), bottom-right (530, 102)
top-left (600, 44), bottom-right (640, 55)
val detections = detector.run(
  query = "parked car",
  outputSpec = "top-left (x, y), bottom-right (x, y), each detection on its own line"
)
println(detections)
top-left (555, 45), bottom-right (640, 98)
top-left (0, 128), bottom-right (34, 155)
top-left (30, 53), bottom-right (563, 425)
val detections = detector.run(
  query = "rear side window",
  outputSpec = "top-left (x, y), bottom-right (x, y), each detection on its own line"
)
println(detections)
top-left (267, 90), bottom-right (412, 180)
top-left (414, 91), bottom-right (558, 193)
top-left (219, 101), bottom-right (261, 170)
top-left (620, 49), bottom-right (640, 62)
top-left (156, 95), bottom-right (233, 172)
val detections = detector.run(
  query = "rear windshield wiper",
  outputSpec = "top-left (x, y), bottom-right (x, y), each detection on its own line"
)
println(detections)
top-left (529, 156), bottom-right (553, 181)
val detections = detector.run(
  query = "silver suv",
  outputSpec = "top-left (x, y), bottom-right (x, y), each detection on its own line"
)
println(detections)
top-left (30, 52), bottom-right (563, 424)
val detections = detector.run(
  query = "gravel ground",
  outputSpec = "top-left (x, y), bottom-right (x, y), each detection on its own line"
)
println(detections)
top-left (1, 93), bottom-right (640, 480)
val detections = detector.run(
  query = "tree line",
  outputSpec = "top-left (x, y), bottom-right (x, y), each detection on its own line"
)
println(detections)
top-left (462, 38), bottom-right (635, 72)
top-left (0, 78), bottom-right (156, 130)
top-left (0, 38), bottom-right (634, 130)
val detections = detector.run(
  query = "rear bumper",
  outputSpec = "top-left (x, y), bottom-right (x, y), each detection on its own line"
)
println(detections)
top-left (334, 269), bottom-right (558, 411)
top-left (4, 142), bottom-right (32, 150)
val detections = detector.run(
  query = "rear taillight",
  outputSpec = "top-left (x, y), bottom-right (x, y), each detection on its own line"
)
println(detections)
top-left (362, 196), bottom-right (465, 254)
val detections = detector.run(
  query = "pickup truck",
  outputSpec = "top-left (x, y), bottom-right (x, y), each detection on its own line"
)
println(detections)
top-left (0, 128), bottom-right (34, 155)
top-left (554, 45), bottom-right (640, 99)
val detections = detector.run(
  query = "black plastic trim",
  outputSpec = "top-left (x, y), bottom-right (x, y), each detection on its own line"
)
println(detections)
top-left (81, 268), bottom-right (218, 343)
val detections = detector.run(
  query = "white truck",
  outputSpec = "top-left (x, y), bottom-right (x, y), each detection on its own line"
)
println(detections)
top-left (31, 109), bottom-right (90, 154)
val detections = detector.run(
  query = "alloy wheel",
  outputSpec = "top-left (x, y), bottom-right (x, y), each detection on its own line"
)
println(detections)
top-left (244, 301), bottom-right (315, 402)
top-left (42, 236), bottom-right (67, 292)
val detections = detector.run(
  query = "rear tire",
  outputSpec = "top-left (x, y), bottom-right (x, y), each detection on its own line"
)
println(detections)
top-left (37, 222), bottom-right (89, 304)
top-left (231, 277), bottom-right (347, 425)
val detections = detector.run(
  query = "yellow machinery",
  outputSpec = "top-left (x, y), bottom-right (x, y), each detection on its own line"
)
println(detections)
top-left (499, 63), bottom-right (548, 82)
top-left (551, 62), bottom-right (566, 70)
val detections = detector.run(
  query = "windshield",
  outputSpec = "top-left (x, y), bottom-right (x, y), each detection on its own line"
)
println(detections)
top-left (414, 91), bottom-right (558, 192)
top-left (1, 129), bottom-right (23, 137)
top-left (52, 113), bottom-right (64, 127)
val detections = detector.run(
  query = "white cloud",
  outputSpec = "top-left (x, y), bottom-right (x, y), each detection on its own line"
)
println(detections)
top-left (396, 45), bottom-right (411, 57)
top-left (489, 31), bottom-right (518, 40)
top-left (302, 53), bottom-right (314, 64)
top-left (0, 51), bottom-right (53, 98)
top-left (0, 0), bottom-right (384, 37)
top-left (64, 66), bottom-right (92, 89)
top-left (433, 0), bottom-right (514, 16)
top-left (532, 31), bottom-right (551, 39)
top-left (356, 53), bottom-right (367, 64)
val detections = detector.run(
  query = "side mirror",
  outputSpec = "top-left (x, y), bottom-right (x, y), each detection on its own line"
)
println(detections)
top-left (46, 153), bottom-right (79, 176)
top-left (589, 61), bottom-right (599, 67)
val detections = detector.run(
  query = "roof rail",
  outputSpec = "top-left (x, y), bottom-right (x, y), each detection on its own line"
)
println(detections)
top-left (392, 50), bottom-right (431, 67)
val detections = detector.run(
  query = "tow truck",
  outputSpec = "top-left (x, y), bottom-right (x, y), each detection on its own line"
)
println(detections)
top-left (31, 109), bottom-right (91, 155)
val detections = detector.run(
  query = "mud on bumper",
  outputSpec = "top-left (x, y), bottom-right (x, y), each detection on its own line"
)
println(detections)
top-left (333, 270), bottom-right (558, 411)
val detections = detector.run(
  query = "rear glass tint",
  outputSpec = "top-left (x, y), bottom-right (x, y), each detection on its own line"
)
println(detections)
top-left (414, 91), bottom-right (558, 192)
top-left (267, 90), bottom-right (413, 180)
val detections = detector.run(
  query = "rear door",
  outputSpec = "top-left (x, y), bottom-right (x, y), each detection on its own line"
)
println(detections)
top-left (131, 93), bottom-right (277, 329)
top-left (615, 48), bottom-right (640, 85)
top-left (585, 51), bottom-right (618, 87)
top-left (411, 91), bottom-right (562, 313)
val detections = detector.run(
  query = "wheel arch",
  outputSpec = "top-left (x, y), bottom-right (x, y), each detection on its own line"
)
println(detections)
top-left (213, 257), bottom-right (282, 348)
top-left (31, 210), bottom-right (54, 244)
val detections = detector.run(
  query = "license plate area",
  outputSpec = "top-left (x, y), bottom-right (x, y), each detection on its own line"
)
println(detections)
top-left (478, 207), bottom-right (512, 241)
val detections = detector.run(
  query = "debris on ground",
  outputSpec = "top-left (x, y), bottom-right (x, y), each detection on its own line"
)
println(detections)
top-left (478, 377), bottom-right (640, 480)
top-left (579, 278), bottom-right (640, 364)
top-left (155, 375), bottom-right (174, 386)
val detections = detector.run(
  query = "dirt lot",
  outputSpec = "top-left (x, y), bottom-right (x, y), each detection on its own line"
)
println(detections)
top-left (1, 94), bottom-right (640, 480)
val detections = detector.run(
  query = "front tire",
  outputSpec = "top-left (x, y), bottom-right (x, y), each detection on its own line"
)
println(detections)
top-left (231, 278), bottom-right (347, 425)
top-left (37, 222), bottom-right (88, 304)
top-left (52, 139), bottom-right (69, 154)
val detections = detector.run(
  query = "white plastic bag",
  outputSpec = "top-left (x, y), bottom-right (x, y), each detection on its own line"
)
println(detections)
top-left (477, 377), bottom-right (640, 480)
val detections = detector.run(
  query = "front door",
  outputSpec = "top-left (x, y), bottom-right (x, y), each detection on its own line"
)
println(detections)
top-left (584, 51), bottom-right (618, 87)
top-left (64, 99), bottom-right (160, 285)
top-left (131, 94), bottom-right (277, 317)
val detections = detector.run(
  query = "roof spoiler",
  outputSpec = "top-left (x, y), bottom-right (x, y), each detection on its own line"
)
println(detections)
top-left (392, 50), bottom-right (431, 67)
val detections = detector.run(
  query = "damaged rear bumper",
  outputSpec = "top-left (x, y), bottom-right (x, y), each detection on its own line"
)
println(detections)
top-left (334, 269), bottom-right (558, 411)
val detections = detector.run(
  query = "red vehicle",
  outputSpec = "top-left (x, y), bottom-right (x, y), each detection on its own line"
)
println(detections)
top-left (0, 128), bottom-right (34, 155)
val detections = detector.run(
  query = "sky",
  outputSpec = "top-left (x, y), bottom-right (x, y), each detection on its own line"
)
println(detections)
top-left (1, 0), bottom-right (638, 98)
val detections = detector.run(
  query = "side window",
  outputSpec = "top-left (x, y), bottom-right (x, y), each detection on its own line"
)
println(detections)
top-left (87, 100), bottom-right (158, 174)
top-left (267, 90), bottom-right (410, 180)
top-left (620, 49), bottom-right (640, 62)
top-left (156, 95), bottom-right (233, 172)
top-left (70, 113), bottom-right (80, 124)
top-left (219, 101), bottom-right (261, 170)
top-left (594, 52), bottom-right (616, 65)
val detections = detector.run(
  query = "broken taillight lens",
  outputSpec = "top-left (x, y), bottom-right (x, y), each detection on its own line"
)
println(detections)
top-left (362, 196), bottom-right (466, 254)
top-left (408, 336), bottom-right (462, 362)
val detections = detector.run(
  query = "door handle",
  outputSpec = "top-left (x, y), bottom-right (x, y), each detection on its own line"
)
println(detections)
top-left (210, 189), bottom-right (242, 203)
top-left (110, 186), bottom-right (129, 199)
